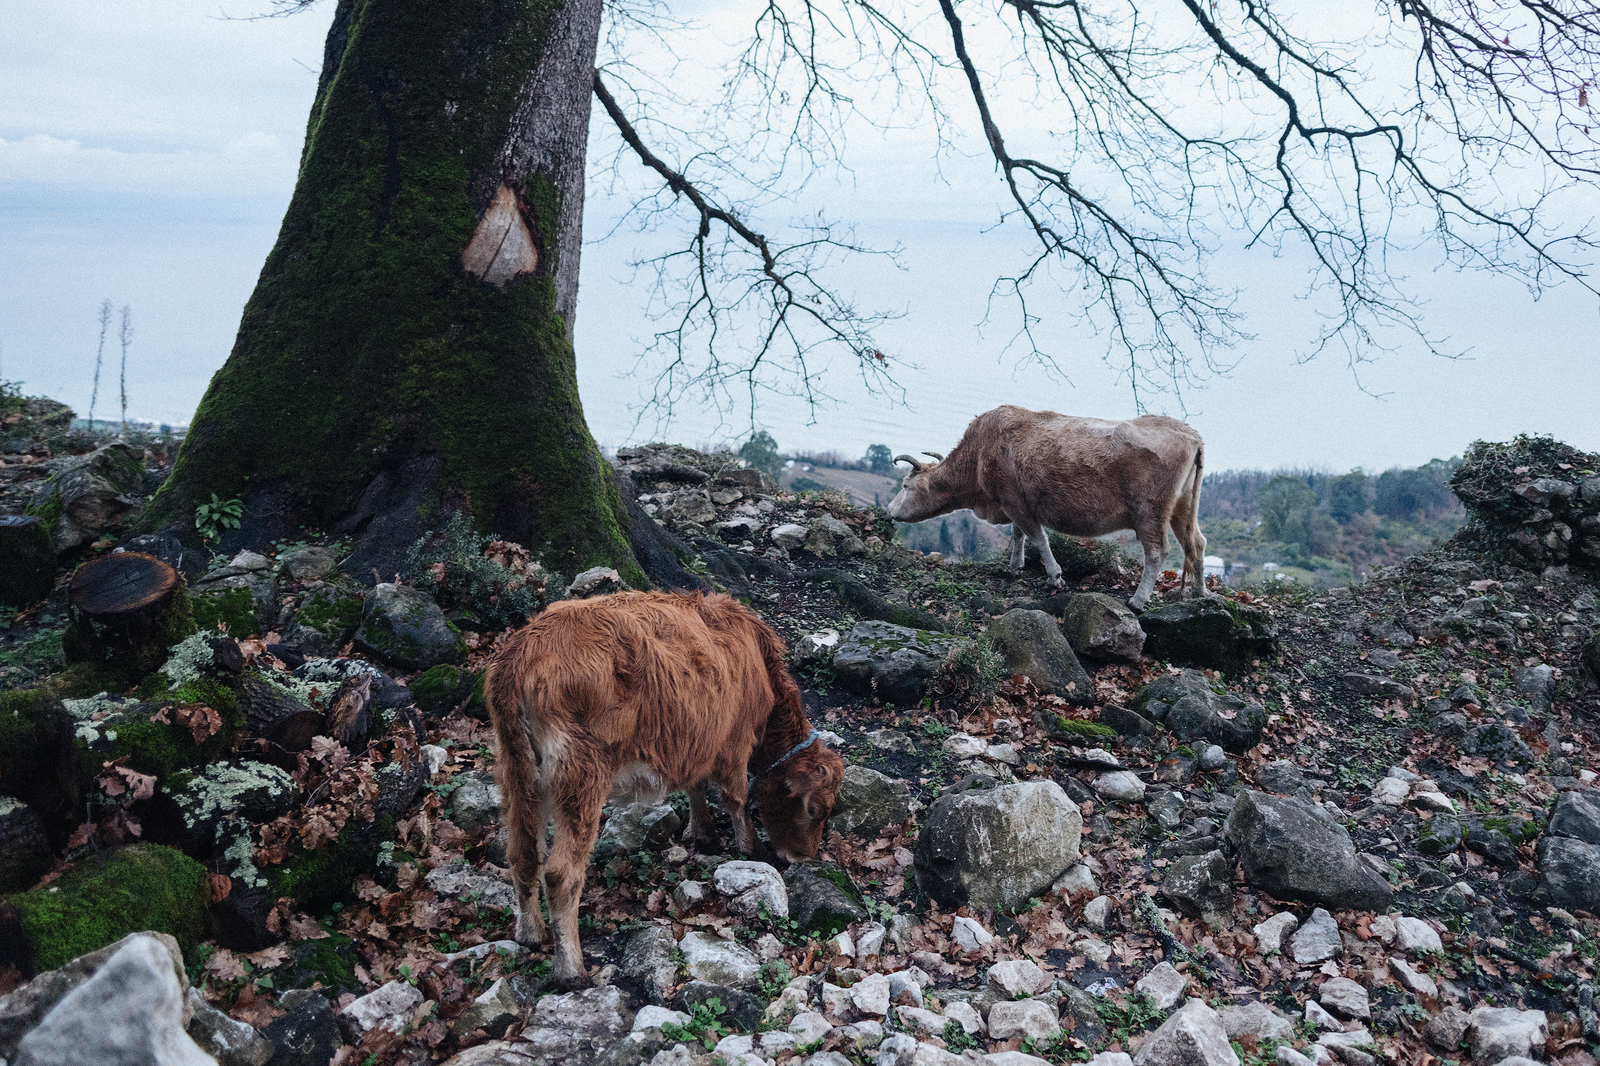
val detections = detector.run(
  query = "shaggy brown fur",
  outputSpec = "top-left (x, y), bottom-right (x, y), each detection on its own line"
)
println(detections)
top-left (889, 405), bottom-right (1206, 608)
top-left (486, 591), bottom-right (843, 986)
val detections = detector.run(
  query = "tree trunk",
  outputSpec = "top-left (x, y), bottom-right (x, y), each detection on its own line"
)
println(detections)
top-left (144, 0), bottom-right (645, 587)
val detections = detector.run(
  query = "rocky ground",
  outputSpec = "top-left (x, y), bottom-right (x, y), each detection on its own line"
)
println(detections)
top-left (0, 429), bottom-right (1597, 1066)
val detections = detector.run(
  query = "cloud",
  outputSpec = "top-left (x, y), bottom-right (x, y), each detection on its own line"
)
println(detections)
top-left (0, 130), bottom-right (298, 198)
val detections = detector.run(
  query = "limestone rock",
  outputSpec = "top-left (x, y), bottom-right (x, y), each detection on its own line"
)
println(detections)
top-left (595, 802), bottom-right (683, 859)
top-left (29, 443), bottom-right (145, 552)
top-left (1393, 917), bottom-right (1442, 954)
top-left (1136, 962), bottom-right (1188, 1011)
top-left (520, 985), bottom-right (636, 1066)
top-left (829, 766), bottom-right (915, 838)
top-left (987, 960), bottom-right (1048, 998)
top-left (618, 925), bottom-right (680, 1004)
top-left (713, 860), bottom-right (788, 919)
top-left (184, 987), bottom-right (274, 1066)
top-left (1219, 1002), bottom-right (1293, 1044)
top-left (1289, 909), bottom-right (1342, 965)
top-left (1318, 978), bottom-right (1369, 1020)
top-left (1468, 1007), bottom-right (1548, 1064)
top-left (1132, 999), bottom-right (1240, 1066)
top-left (339, 980), bottom-right (423, 1041)
top-left (1252, 912), bottom-right (1298, 956)
top-left (1060, 593), bottom-right (1146, 662)
top-left (1536, 835), bottom-right (1600, 912)
top-left (913, 781), bottom-right (1082, 913)
top-left (1095, 771), bottom-right (1146, 802)
top-left (988, 1000), bottom-right (1061, 1042)
top-left (1548, 790), bottom-right (1600, 845)
top-left (1225, 791), bottom-right (1392, 911)
top-left (13, 934), bottom-right (211, 1066)
top-left (678, 932), bottom-right (761, 989)
top-left (449, 770), bottom-right (503, 833)
top-left (831, 621), bottom-right (963, 705)
top-left (259, 989), bottom-right (342, 1066)
top-left (1133, 671), bottom-right (1267, 754)
top-left (1339, 674), bottom-right (1415, 700)
top-left (1160, 850), bottom-right (1234, 929)
top-left (984, 609), bottom-right (1094, 703)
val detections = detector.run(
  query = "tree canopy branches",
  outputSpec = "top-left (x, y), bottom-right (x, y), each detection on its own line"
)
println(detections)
top-left (592, 0), bottom-right (1598, 412)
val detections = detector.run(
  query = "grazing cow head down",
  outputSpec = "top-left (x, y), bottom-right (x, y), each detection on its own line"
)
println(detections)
top-left (886, 452), bottom-right (946, 523)
top-left (754, 743), bottom-right (844, 863)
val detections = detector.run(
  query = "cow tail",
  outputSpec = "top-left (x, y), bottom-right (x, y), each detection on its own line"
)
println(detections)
top-left (485, 645), bottom-right (543, 873)
top-left (1189, 441), bottom-right (1205, 520)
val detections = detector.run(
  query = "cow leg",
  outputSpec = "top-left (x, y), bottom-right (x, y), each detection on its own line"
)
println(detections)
top-left (1008, 526), bottom-right (1025, 570)
top-left (1021, 521), bottom-right (1064, 589)
top-left (507, 799), bottom-right (550, 950)
top-left (544, 765), bottom-right (608, 988)
top-left (683, 780), bottom-right (720, 852)
top-left (711, 768), bottom-right (757, 855)
top-left (1128, 529), bottom-right (1166, 610)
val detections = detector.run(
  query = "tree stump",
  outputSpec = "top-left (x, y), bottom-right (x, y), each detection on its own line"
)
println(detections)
top-left (62, 552), bottom-right (192, 684)
top-left (0, 516), bottom-right (56, 609)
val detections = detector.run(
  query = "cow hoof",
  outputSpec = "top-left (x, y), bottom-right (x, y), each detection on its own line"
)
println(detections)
top-left (556, 971), bottom-right (592, 991)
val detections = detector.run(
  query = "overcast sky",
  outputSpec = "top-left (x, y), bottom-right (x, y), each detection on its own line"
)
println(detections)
top-left (2, 0), bottom-right (1597, 475)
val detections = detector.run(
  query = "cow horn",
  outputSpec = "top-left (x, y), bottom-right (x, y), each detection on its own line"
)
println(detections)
top-left (922, 451), bottom-right (944, 461)
top-left (893, 454), bottom-right (924, 472)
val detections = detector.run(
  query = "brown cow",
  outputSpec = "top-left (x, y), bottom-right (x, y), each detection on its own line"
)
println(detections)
top-left (888, 405), bottom-right (1206, 609)
top-left (486, 591), bottom-right (843, 987)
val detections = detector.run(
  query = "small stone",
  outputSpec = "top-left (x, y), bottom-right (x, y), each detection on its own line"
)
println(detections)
top-left (1370, 778), bottom-right (1409, 806)
top-left (888, 971), bottom-right (924, 1009)
top-left (1253, 912), bottom-right (1298, 955)
top-left (867, 729), bottom-right (917, 753)
top-left (1131, 998), bottom-right (1239, 1066)
top-left (633, 1005), bottom-right (692, 1032)
top-left (1410, 792), bottom-right (1456, 813)
top-left (1424, 1007), bottom-right (1472, 1051)
top-left (671, 881), bottom-right (708, 916)
top-left (852, 974), bottom-right (891, 1017)
top-left (1290, 909), bottom-right (1342, 965)
top-left (1198, 746), bottom-right (1228, 772)
top-left (856, 922), bottom-right (887, 958)
top-left (831, 931), bottom-right (855, 958)
top-left (1469, 1007), bottom-right (1548, 1063)
top-left (1276, 1049), bottom-right (1316, 1066)
top-left (421, 744), bottom-right (448, 775)
top-left (1388, 957), bottom-right (1438, 998)
top-left (1394, 917), bottom-right (1442, 954)
top-left (1220, 1001), bottom-right (1294, 1043)
top-left (1075, 938), bottom-right (1114, 966)
top-left (714, 860), bottom-right (789, 919)
top-left (1052, 864), bottom-right (1098, 897)
top-left (1083, 896), bottom-right (1113, 930)
top-left (790, 1011), bottom-right (834, 1044)
top-left (944, 1000), bottom-right (983, 1034)
top-left (943, 733), bottom-right (987, 758)
top-left (340, 980), bottom-right (424, 1040)
top-left (1367, 916), bottom-right (1397, 944)
top-left (952, 916), bottom-right (994, 952)
top-left (988, 1000), bottom-right (1062, 1042)
top-left (1318, 977), bottom-right (1369, 1020)
top-left (1090, 1055), bottom-right (1136, 1066)
top-left (678, 931), bottom-right (761, 988)
top-left (987, 743), bottom-right (1022, 766)
top-left (1096, 771), bottom-right (1147, 802)
top-left (1305, 1001), bottom-right (1343, 1032)
top-left (1136, 961), bottom-right (1188, 1011)
top-left (988, 960), bottom-right (1049, 997)
top-left (893, 1006), bottom-right (947, 1037)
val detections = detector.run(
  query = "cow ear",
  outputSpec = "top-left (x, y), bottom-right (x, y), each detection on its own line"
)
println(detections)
top-left (785, 767), bottom-right (825, 798)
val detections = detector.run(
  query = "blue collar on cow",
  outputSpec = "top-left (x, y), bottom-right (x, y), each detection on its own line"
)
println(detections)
top-left (758, 728), bottom-right (821, 777)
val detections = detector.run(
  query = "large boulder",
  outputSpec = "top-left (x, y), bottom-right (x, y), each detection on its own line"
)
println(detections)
top-left (831, 621), bottom-right (962, 705)
top-left (1059, 593), bottom-right (1146, 662)
top-left (281, 583), bottom-right (364, 658)
top-left (1536, 836), bottom-right (1600, 912)
top-left (1449, 436), bottom-right (1600, 573)
top-left (355, 582), bottom-right (466, 670)
top-left (1132, 670), bottom-right (1266, 753)
top-left (189, 550), bottom-right (278, 635)
top-left (10, 933), bottom-right (210, 1066)
top-left (913, 781), bottom-right (1082, 913)
top-left (1224, 791), bottom-right (1392, 911)
top-left (1138, 597), bottom-right (1277, 674)
top-left (1548, 791), bottom-right (1600, 845)
top-left (519, 985), bottom-right (636, 1066)
top-left (1160, 849), bottom-right (1233, 929)
top-left (983, 610), bottom-right (1093, 704)
top-left (27, 443), bottom-right (145, 552)
top-left (828, 766), bottom-right (916, 838)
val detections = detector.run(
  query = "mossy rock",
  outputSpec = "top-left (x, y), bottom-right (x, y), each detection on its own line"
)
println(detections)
top-left (1044, 715), bottom-right (1117, 740)
top-left (410, 664), bottom-right (485, 719)
top-left (1138, 596), bottom-right (1278, 675)
top-left (190, 587), bottom-right (261, 640)
top-left (283, 931), bottom-right (359, 993)
top-left (60, 679), bottom-right (243, 794)
top-left (0, 688), bottom-right (84, 847)
top-left (282, 583), bottom-right (364, 657)
top-left (782, 860), bottom-right (868, 938)
top-left (1, 843), bottom-right (208, 974)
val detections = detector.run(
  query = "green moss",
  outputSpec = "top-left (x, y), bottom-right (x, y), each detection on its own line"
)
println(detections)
top-left (296, 586), bottom-right (363, 636)
top-left (5, 843), bottom-right (209, 971)
top-left (290, 931), bottom-right (358, 991)
top-left (270, 814), bottom-right (396, 906)
top-left (190, 587), bottom-right (259, 638)
top-left (63, 679), bottom-right (242, 790)
top-left (144, 0), bottom-right (646, 589)
top-left (1052, 716), bottom-right (1117, 739)
top-left (411, 664), bottom-right (478, 716)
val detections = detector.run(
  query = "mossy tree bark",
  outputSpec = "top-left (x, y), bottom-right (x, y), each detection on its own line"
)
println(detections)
top-left (146, 0), bottom-right (646, 586)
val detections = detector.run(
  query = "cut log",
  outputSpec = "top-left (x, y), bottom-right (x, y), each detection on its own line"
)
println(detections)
top-left (238, 673), bottom-right (326, 765)
top-left (61, 552), bottom-right (191, 684)
top-left (0, 516), bottom-right (56, 609)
